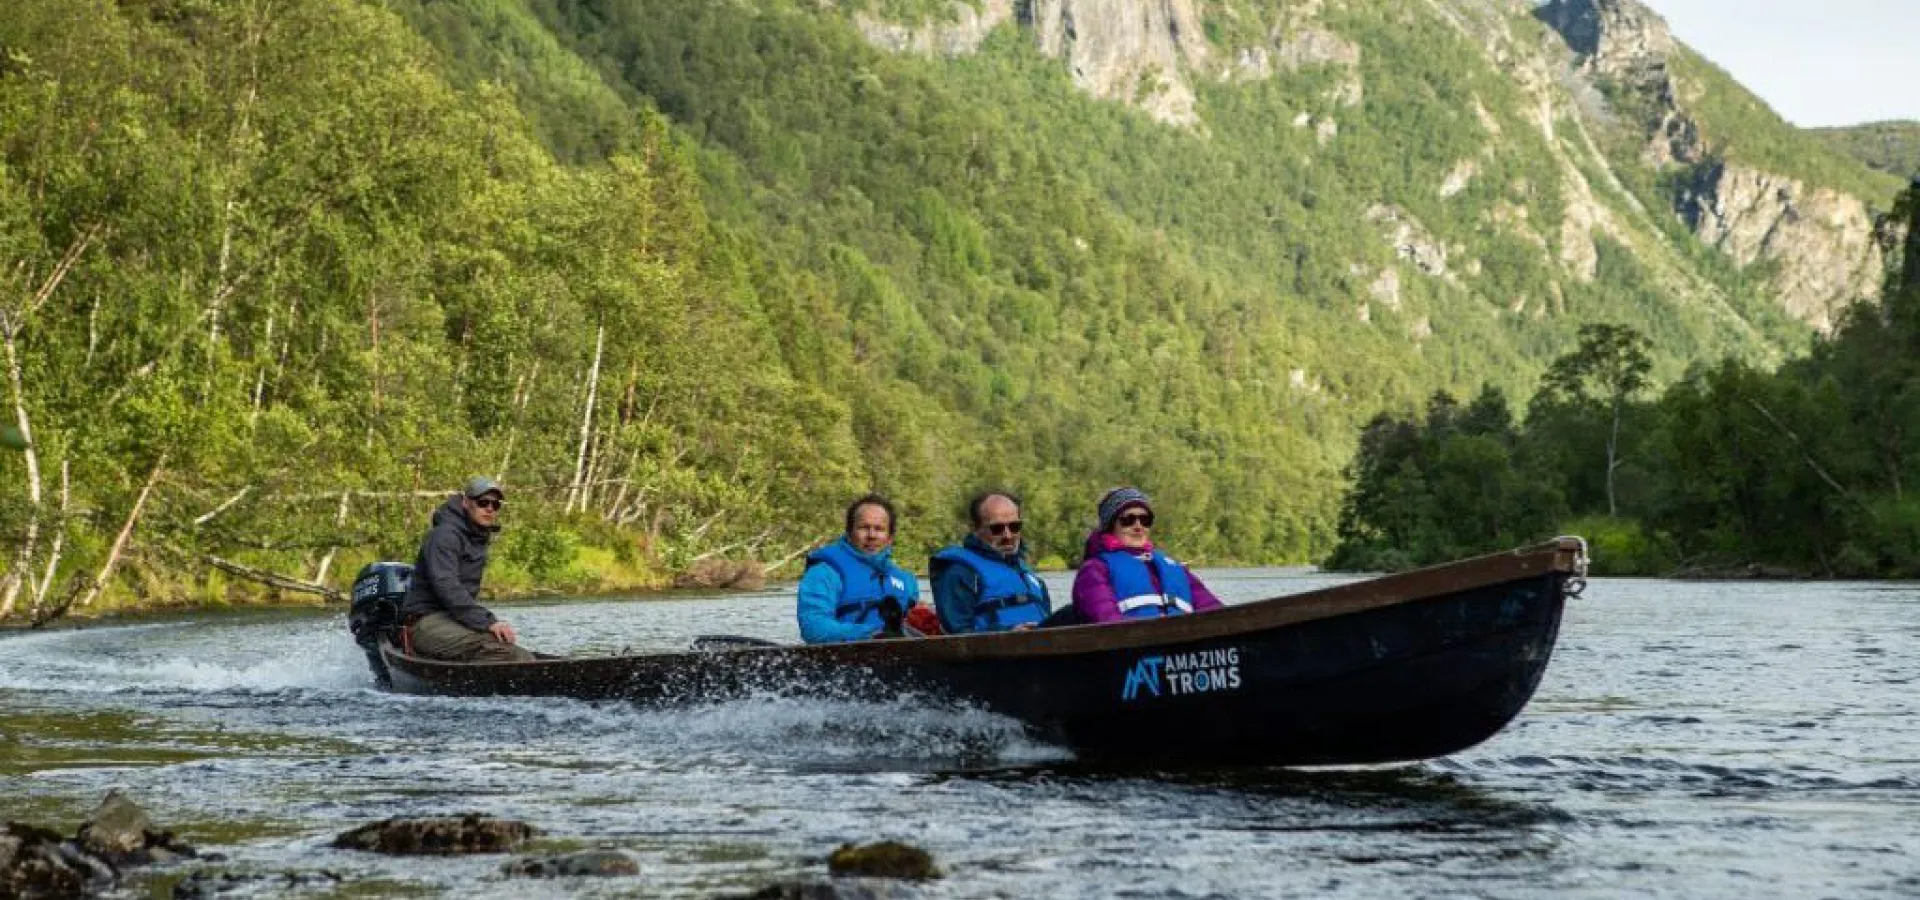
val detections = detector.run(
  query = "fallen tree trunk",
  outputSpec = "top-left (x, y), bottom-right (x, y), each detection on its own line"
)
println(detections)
top-left (204, 554), bottom-right (343, 603)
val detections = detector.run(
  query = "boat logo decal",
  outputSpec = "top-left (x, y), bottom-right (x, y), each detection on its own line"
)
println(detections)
top-left (1121, 647), bottom-right (1242, 701)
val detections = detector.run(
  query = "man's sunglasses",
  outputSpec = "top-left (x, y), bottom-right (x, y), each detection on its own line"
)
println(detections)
top-left (473, 496), bottom-right (504, 511)
top-left (985, 521), bottom-right (1023, 536)
top-left (1116, 512), bottom-right (1154, 528)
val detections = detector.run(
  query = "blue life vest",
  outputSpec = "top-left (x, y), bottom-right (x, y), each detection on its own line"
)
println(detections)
top-left (1100, 549), bottom-right (1195, 619)
top-left (930, 545), bottom-right (1049, 632)
top-left (806, 541), bottom-right (917, 631)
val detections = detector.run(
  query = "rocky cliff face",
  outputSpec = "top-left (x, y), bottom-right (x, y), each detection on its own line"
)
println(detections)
top-left (1538, 0), bottom-right (1888, 330)
top-left (1030, 0), bottom-right (1212, 127)
top-left (853, 0), bottom-right (1015, 57)
top-left (847, 0), bottom-right (1896, 334)
top-left (851, 0), bottom-right (1358, 128)
top-left (1534, 0), bottom-right (1702, 170)
top-left (1679, 163), bottom-right (1888, 330)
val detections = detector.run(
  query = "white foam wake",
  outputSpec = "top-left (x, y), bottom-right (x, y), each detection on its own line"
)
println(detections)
top-left (0, 620), bottom-right (374, 694)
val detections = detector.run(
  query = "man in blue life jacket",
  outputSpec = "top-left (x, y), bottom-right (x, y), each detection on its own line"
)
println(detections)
top-left (797, 494), bottom-right (924, 643)
top-left (929, 490), bottom-right (1051, 634)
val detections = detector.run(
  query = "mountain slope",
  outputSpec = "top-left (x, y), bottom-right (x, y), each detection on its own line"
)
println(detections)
top-left (454, 0), bottom-right (1901, 545)
top-left (1813, 120), bottom-right (1920, 179)
top-left (0, 0), bottom-right (1908, 616)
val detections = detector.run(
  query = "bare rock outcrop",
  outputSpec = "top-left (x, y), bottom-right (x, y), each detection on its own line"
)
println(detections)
top-left (1540, 0), bottom-right (1888, 327)
top-left (849, 0), bottom-right (1361, 128)
top-left (1679, 163), bottom-right (1889, 331)
top-left (1536, 0), bottom-right (1671, 89)
top-left (1365, 205), bottom-right (1452, 281)
top-left (854, 0), bottom-right (1015, 58)
top-left (1536, 0), bottom-right (1702, 165)
top-left (1030, 0), bottom-right (1210, 127)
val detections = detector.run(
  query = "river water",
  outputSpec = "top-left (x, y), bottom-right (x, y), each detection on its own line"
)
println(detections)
top-left (2, 570), bottom-right (1916, 898)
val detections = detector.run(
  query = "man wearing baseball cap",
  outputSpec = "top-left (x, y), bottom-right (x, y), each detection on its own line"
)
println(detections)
top-left (397, 476), bottom-right (533, 661)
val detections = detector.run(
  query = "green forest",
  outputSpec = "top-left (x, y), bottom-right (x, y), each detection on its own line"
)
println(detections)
top-left (0, 0), bottom-right (1909, 621)
top-left (1330, 183), bottom-right (1920, 576)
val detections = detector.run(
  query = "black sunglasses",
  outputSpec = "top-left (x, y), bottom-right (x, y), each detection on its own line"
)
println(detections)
top-left (473, 496), bottom-right (503, 511)
top-left (985, 520), bottom-right (1023, 536)
top-left (1116, 511), bottom-right (1153, 528)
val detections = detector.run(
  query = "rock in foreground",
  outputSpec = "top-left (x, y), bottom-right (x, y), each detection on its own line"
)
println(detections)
top-left (78, 790), bottom-right (197, 865)
top-left (2, 822), bottom-right (106, 899)
top-left (168, 869), bottom-right (343, 899)
top-left (3, 791), bottom-right (197, 899)
top-left (734, 882), bottom-right (904, 900)
top-left (331, 814), bottom-right (534, 855)
top-left (826, 841), bottom-right (939, 880)
top-left (500, 849), bottom-right (640, 878)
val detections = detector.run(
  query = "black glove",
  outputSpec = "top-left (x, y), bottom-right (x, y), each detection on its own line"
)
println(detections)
top-left (877, 596), bottom-right (905, 638)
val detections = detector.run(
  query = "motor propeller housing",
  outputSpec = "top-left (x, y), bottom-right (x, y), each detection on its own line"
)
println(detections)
top-left (349, 562), bottom-right (413, 686)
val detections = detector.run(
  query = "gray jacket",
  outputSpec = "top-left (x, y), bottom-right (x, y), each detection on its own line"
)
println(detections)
top-left (399, 495), bottom-right (498, 631)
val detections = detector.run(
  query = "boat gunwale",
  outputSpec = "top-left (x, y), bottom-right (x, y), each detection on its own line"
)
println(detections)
top-left (381, 539), bottom-right (1579, 676)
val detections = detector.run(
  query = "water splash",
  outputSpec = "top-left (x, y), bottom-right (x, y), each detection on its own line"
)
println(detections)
top-left (0, 624), bottom-right (373, 694)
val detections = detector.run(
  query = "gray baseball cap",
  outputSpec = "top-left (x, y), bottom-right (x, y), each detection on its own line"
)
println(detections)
top-left (463, 476), bottom-right (505, 500)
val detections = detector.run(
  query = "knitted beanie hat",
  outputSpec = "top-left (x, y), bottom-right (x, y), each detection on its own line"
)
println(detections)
top-left (1096, 486), bottom-right (1152, 532)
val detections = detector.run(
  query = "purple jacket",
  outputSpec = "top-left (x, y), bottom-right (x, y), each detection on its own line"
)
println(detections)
top-left (1071, 533), bottom-right (1224, 624)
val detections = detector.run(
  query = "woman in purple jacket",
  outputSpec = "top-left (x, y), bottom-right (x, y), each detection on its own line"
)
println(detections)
top-left (1070, 487), bottom-right (1224, 623)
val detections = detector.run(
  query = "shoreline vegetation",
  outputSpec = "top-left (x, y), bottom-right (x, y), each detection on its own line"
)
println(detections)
top-left (1, 533), bottom-right (1866, 634)
top-left (1326, 181), bottom-right (1920, 580)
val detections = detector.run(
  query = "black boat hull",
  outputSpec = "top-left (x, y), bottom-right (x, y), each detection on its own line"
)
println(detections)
top-left (381, 541), bottom-right (1579, 766)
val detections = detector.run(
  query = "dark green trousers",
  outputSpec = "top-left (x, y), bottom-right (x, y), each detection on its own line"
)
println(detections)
top-left (409, 612), bottom-right (534, 662)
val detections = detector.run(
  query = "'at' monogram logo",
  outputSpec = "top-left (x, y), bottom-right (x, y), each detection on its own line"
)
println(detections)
top-left (1121, 656), bottom-right (1164, 701)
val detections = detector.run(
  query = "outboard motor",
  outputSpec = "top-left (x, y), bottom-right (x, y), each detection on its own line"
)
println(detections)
top-left (349, 562), bottom-right (412, 687)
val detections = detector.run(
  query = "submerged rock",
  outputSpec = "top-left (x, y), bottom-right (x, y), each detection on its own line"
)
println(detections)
top-left (77, 790), bottom-right (196, 865)
top-left (500, 849), bottom-right (639, 878)
top-left (3, 792), bottom-right (195, 899)
top-left (331, 814), bottom-right (534, 855)
top-left (826, 841), bottom-right (939, 880)
top-left (2, 822), bottom-right (102, 899)
top-left (733, 882), bottom-right (901, 900)
top-left (168, 869), bottom-right (343, 899)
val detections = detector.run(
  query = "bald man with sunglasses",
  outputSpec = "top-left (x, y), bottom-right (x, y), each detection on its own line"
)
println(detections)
top-left (929, 490), bottom-right (1053, 634)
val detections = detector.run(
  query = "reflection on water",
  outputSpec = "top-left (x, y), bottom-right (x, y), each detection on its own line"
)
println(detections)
top-left (2, 572), bottom-right (1917, 898)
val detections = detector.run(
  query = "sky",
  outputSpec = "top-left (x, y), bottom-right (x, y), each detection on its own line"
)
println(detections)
top-left (1636, 0), bottom-right (1920, 128)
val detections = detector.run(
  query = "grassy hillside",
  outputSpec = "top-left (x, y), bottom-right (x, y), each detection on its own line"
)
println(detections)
top-left (1664, 48), bottom-right (1905, 201)
top-left (1812, 120), bottom-right (1920, 179)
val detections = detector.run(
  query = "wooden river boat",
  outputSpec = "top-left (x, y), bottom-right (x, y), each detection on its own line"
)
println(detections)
top-left (358, 538), bottom-right (1589, 766)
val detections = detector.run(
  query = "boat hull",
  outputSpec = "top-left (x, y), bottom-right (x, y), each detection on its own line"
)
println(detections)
top-left (382, 540), bottom-right (1579, 766)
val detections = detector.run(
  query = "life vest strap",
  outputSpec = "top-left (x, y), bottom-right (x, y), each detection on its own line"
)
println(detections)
top-left (1117, 595), bottom-right (1193, 615)
top-left (977, 592), bottom-right (1042, 610)
top-left (1117, 595), bottom-right (1167, 613)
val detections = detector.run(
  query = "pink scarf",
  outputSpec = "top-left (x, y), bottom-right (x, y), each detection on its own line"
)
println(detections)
top-left (1091, 532), bottom-right (1155, 555)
